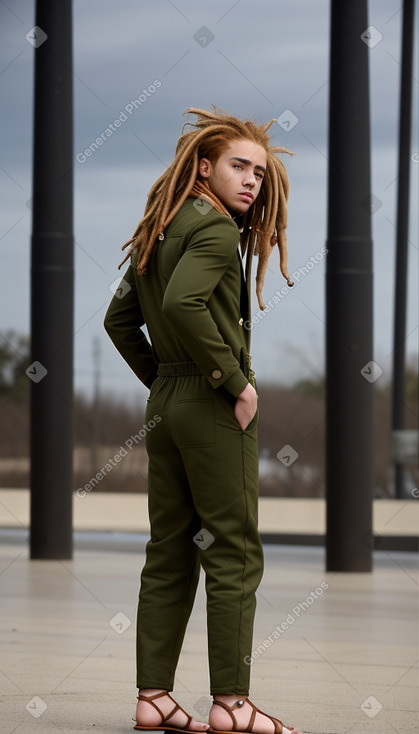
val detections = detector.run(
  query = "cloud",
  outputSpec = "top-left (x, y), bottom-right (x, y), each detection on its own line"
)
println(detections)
top-left (0, 0), bottom-right (417, 396)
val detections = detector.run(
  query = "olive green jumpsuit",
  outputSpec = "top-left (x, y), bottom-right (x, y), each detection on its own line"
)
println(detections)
top-left (104, 197), bottom-right (264, 695)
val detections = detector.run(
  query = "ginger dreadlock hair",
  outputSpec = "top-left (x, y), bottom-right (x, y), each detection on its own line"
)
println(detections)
top-left (119, 106), bottom-right (295, 310)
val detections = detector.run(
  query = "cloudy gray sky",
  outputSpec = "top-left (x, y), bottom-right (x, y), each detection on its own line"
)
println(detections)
top-left (1, 0), bottom-right (417, 402)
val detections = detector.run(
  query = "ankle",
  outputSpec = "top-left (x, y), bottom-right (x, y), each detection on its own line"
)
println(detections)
top-left (138, 688), bottom-right (168, 699)
top-left (213, 695), bottom-right (247, 705)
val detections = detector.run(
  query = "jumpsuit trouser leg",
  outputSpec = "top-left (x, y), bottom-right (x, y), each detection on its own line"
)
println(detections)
top-left (136, 371), bottom-right (264, 695)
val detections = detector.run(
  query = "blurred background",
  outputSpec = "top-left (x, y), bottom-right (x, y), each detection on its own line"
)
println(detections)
top-left (0, 0), bottom-right (417, 498)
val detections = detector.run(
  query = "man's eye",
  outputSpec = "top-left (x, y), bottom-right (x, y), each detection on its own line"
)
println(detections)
top-left (234, 164), bottom-right (243, 170)
top-left (255, 172), bottom-right (264, 180)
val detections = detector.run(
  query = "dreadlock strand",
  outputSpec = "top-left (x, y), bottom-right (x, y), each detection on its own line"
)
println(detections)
top-left (253, 164), bottom-right (282, 309)
top-left (184, 107), bottom-right (225, 125)
top-left (263, 164), bottom-right (277, 238)
top-left (260, 118), bottom-right (276, 134)
top-left (162, 137), bottom-right (200, 208)
top-left (117, 107), bottom-right (294, 303)
top-left (135, 128), bottom-right (227, 273)
top-left (159, 124), bottom-right (228, 225)
top-left (161, 153), bottom-right (199, 230)
top-left (277, 227), bottom-right (292, 285)
top-left (250, 197), bottom-right (265, 262)
top-left (272, 169), bottom-right (292, 285)
top-left (119, 171), bottom-right (168, 262)
top-left (255, 245), bottom-right (271, 311)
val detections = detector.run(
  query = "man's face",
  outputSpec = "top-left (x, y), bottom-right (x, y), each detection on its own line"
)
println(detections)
top-left (199, 139), bottom-right (267, 215)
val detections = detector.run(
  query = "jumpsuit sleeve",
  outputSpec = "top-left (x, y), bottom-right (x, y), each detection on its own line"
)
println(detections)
top-left (104, 265), bottom-right (158, 389)
top-left (162, 216), bottom-right (249, 397)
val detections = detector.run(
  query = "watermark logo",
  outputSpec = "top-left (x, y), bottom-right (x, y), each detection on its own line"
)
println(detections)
top-left (193, 27), bottom-right (215, 47)
top-left (276, 445), bottom-right (299, 467)
top-left (193, 528), bottom-right (215, 550)
top-left (193, 198), bottom-right (213, 216)
top-left (361, 361), bottom-right (383, 383)
top-left (244, 246), bottom-right (328, 330)
top-left (361, 193), bottom-right (382, 214)
top-left (276, 109), bottom-right (299, 132)
top-left (76, 80), bottom-right (162, 164)
top-left (360, 26), bottom-right (383, 48)
top-left (26, 26), bottom-right (47, 48)
top-left (26, 361), bottom-right (48, 383)
top-left (361, 696), bottom-right (382, 718)
top-left (109, 611), bottom-right (132, 634)
top-left (194, 696), bottom-right (211, 718)
top-left (76, 415), bottom-right (161, 497)
top-left (245, 582), bottom-right (329, 665)
top-left (26, 696), bottom-right (48, 718)
top-left (109, 277), bottom-right (132, 298)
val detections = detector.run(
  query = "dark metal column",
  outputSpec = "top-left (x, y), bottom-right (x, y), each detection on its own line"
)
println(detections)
top-left (392, 0), bottom-right (415, 499)
top-left (30, 1), bottom-right (74, 559)
top-left (326, 0), bottom-right (374, 571)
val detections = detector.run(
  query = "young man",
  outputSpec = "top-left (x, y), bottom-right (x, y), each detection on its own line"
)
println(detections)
top-left (104, 108), bottom-right (300, 734)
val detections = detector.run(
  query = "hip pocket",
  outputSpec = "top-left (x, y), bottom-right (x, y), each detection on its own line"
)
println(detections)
top-left (171, 399), bottom-right (216, 448)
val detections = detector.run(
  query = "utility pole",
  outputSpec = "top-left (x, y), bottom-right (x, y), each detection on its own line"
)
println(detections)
top-left (326, 0), bottom-right (374, 571)
top-left (91, 337), bottom-right (101, 476)
top-left (391, 0), bottom-right (415, 498)
top-left (29, 1), bottom-right (74, 559)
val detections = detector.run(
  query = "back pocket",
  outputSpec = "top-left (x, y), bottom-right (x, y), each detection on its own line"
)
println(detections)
top-left (171, 399), bottom-right (216, 448)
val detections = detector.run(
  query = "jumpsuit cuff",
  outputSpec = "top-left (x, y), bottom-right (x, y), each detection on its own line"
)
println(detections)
top-left (221, 368), bottom-right (249, 397)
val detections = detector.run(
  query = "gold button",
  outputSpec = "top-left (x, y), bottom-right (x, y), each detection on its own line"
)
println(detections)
top-left (212, 369), bottom-right (222, 379)
top-left (239, 318), bottom-right (244, 326)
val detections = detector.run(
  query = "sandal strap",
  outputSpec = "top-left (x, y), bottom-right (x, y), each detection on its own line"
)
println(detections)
top-left (137, 691), bottom-right (169, 702)
top-left (212, 698), bottom-right (287, 734)
top-left (247, 701), bottom-right (289, 734)
top-left (249, 702), bottom-right (284, 734)
top-left (212, 699), bottom-right (240, 730)
top-left (137, 691), bottom-right (168, 722)
top-left (246, 701), bottom-right (257, 732)
top-left (137, 691), bottom-right (193, 730)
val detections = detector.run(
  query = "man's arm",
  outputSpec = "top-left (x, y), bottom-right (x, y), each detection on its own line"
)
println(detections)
top-left (104, 265), bottom-right (158, 389)
top-left (162, 215), bottom-right (249, 397)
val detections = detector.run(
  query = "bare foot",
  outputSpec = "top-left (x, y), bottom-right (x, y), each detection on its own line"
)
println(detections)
top-left (135, 689), bottom-right (210, 731)
top-left (209, 696), bottom-right (301, 734)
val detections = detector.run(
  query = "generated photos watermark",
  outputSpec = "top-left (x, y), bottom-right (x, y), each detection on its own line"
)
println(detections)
top-left (361, 695), bottom-right (383, 719)
top-left (244, 582), bottom-right (329, 665)
top-left (76, 414), bottom-right (161, 497)
top-left (276, 444), bottom-right (299, 467)
top-left (276, 109), bottom-right (299, 132)
top-left (25, 360), bottom-right (48, 383)
top-left (109, 611), bottom-right (132, 634)
top-left (76, 80), bottom-right (162, 164)
top-left (244, 246), bottom-right (328, 330)
top-left (26, 696), bottom-right (48, 719)
top-left (360, 361), bottom-right (383, 383)
top-left (26, 26), bottom-right (48, 48)
top-left (360, 25), bottom-right (383, 48)
top-left (193, 528), bottom-right (215, 550)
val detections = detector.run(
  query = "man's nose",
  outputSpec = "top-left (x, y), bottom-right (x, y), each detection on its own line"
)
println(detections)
top-left (243, 171), bottom-right (256, 187)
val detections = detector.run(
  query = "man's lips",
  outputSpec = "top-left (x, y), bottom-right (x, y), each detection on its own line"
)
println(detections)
top-left (238, 192), bottom-right (254, 203)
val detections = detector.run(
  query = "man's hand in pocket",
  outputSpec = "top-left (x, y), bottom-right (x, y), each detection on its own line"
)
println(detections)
top-left (234, 383), bottom-right (258, 431)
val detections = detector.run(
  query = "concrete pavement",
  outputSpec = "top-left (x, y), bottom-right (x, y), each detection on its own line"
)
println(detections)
top-left (0, 531), bottom-right (417, 734)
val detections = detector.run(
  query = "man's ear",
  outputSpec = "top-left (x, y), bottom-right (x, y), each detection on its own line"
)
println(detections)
top-left (198, 157), bottom-right (212, 179)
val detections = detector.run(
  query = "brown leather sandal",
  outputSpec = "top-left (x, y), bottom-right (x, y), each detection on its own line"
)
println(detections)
top-left (209, 698), bottom-right (300, 734)
top-left (134, 690), bottom-right (210, 732)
